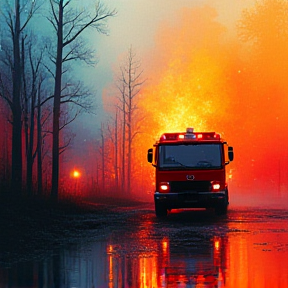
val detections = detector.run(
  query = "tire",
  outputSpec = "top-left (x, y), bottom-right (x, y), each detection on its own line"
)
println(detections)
top-left (155, 201), bottom-right (167, 217)
top-left (215, 191), bottom-right (229, 215)
top-left (215, 203), bottom-right (228, 215)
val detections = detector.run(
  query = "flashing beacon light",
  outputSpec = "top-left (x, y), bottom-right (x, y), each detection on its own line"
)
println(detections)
top-left (186, 127), bottom-right (194, 133)
top-left (197, 134), bottom-right (203, 139)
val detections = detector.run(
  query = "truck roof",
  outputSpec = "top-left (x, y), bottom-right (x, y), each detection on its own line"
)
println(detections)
top-left (156, 131), bottom-right (224, 145)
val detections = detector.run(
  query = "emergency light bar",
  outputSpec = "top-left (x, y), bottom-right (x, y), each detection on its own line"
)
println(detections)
top-left (159, 128), bottom-right (220, 142)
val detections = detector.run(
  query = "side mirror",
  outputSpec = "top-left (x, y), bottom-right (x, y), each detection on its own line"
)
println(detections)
top-left (228, 146), bottom-right (234, 162)
top-left (147, 148), bottom-right (153, 163)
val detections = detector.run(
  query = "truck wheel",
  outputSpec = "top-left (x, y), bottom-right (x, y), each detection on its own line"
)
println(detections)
top-left (215, 190), bottom-right (229, 215)
top-left (155, 201), bottom-right (167, 217)
top-left (215, 204), bottom-right (228, 215)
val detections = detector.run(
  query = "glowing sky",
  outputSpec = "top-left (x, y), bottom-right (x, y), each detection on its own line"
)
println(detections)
top-left (89, 0), bottom-right (254, 102)
top-left (6, 0), bottom-right (285, 204)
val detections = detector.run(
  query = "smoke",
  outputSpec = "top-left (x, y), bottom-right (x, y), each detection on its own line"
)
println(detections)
top-left (60, 0), bottom-right (288, 206)
top-left (134, 1), bottom-right (288, 206)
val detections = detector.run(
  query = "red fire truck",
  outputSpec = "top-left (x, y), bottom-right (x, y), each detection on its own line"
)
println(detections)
top-left (147, 128), bottom-right (234, 217)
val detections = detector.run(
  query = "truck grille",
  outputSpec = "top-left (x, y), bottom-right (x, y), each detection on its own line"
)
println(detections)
top-left (170, 181), bottom-right (211, 193)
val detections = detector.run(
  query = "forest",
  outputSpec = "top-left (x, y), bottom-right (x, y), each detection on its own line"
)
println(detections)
top-left (1, 0), bottom-right (288, 204)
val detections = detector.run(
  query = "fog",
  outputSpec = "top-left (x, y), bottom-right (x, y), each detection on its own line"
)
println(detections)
top-left (2, 0), bottom-right (288, 206)
top-left (89, 0), bottom-right (288, 206)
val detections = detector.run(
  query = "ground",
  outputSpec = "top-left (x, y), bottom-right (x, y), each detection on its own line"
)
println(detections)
top-left (1, 194), bottom-right (288, 287)
top-left (0, 194), bottom-right (147, 266)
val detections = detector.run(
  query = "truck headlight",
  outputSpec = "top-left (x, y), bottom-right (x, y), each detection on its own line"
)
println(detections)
top-left (211, 181), bottom-right (221, 191)
top-left (159, 182), bottom-right (170, 192)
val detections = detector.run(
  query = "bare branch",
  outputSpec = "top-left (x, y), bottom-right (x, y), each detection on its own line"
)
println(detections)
top-left (20, 1), bottom-right (42, 33)
top-left (62, 4), bottom-right (117, 47)
top-left (59, 137), bottom-right (72, 155)
top-left (59, 110), bottom-right (80, 131)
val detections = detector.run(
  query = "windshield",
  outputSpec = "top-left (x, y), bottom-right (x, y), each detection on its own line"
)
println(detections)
top-left (158, 144), bottom-right (222, 169)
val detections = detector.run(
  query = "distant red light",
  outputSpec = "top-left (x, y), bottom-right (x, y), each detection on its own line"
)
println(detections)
top-left (73, 170), bottom-right (80, 178)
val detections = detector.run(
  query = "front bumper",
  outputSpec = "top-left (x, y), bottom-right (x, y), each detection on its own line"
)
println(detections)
top-left (154, 191), bottom-right (227, 209)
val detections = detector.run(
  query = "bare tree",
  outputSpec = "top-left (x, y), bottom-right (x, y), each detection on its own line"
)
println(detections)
top-left (107, 110), bottom-right (119, 191)
top-left (21, 35), bottom-right (46, 194)
top-left (116, 46), bottom-right (145, 194)
top-left (100, 122), bottom-right (105, 192)
top-left (117, 82), bottom-right (126, 192)
top-left (0, 99), bottom-right (10, 192)
top-left (36, 76), bottom-right (46, 196)
top-left (0, 0), bottom-right (41, 194)
top-left (47, 0), bottom-right (116, 201)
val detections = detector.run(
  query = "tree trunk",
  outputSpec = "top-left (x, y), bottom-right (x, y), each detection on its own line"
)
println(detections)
top-left (27, 86), bottom-right (36, 194)
top-left (11, 0), bottom-right (23, 194)
top-left (127, 61), bottom-right (132, 195)
top-left (51, 1), bottom-right (63, 202)
top-left (23, 37), bottom-right (29, 193)
top-left (101, 123), bottom-right (105, 192)
top-left (121, 90), bottom-right (126, 193)
top-left (37, 86), bottom-right (43, 196)
top-left (22, 37), bottom-right (37, 195)
top-left (114, 111), bottom-right (119, 190)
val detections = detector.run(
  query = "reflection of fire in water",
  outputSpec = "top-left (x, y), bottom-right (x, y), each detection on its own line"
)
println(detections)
top-left (227, 217), bottom-right (288, 288)
top-left (107, 245), bottom-right (114, 288)
top-left (161, 237), bottom-right (226, 287)
top-left (162, 239), bottom-right (168, 254)
top-left (139, 258), bottom-right (157, 288)
top-left (106, 236), bottom-right (226, 288)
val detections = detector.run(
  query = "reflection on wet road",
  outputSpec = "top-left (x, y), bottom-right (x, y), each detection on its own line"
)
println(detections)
top-left (1, 204), bottom-right (288, 288)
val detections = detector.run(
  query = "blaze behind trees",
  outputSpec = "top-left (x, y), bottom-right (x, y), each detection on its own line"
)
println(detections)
top-left (131, 2), bottom-right (288, 205)
top-left (2, 0), bottom-right (288, 206)
top-left (67, 1), bottom-right (288, 205)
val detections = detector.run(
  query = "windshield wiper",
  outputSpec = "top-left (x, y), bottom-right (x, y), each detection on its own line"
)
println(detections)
top-left (170, 161), bottom-right (195, 168)
top-left (196, 161), bottom-right (212, 168)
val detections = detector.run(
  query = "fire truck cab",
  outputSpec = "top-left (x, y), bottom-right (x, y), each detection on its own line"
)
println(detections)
top-left (147, 128), bottom-right (234, 217)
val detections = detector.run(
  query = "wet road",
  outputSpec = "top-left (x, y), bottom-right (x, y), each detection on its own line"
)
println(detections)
top-left (1, 202), bottom-right (288, 288)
